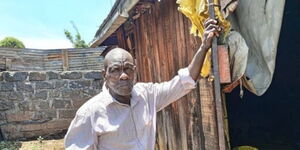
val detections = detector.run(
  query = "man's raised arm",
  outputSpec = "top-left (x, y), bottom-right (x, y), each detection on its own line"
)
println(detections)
top-left (188, 19), bottom-right (221, 81)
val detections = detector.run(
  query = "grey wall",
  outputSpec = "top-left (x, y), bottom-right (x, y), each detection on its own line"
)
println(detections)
top-left (0, 70), bottom-right (103, 140)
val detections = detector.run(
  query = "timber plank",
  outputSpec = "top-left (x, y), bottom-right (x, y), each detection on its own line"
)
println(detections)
top-left (118, 0), bottom-right (222, 149)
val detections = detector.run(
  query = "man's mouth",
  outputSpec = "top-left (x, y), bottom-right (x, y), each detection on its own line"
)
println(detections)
top-left (118, 81), bottom-right (132, 87)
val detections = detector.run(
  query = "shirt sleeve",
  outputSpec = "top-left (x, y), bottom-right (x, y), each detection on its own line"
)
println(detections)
top-left (148, 68), bottom-right (196, 111)
top-left (64, 113), bottom-right (97, 150)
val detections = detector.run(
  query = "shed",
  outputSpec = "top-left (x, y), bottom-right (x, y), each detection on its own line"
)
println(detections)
top-left (91, 0), bottom-right (225, 149)
top-left (91, 0), bottom-right (300, 149)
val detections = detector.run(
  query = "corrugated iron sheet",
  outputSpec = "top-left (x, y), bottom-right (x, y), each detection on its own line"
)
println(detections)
top-left (0, 47), bottom-right (105, 71)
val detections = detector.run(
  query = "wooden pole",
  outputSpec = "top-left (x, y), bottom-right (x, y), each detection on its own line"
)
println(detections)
top-left (207, 0), bottom-right (227, 149)
top-left (62, 49), bottom-right (69, 71)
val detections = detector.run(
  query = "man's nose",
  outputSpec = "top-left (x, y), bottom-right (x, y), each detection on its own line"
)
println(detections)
top-left (120, 71), bottom-right (129, 80)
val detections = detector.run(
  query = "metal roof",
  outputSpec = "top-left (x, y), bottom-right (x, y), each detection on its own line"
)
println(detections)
top-left (90, 0), bottom-right (139, 48)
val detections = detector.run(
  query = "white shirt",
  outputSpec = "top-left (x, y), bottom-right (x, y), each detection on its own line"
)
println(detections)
top-left (64, 68), bottom-right (196, 150)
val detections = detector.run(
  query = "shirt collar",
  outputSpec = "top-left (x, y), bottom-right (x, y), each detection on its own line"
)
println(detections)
top-left (101, 82), bottom-right (140, 108)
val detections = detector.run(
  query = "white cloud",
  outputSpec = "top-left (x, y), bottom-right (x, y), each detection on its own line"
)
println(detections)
top-left (0, 35), bottom-right (74, 49)
top-left (21, 37), bottom-right (73, 49)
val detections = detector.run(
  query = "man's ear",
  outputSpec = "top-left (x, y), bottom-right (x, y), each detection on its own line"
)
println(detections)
top-left (101, 69), bottom-right (106, 78)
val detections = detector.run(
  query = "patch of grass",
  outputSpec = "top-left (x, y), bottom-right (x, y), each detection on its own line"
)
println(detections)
top-left (0, 141), bottom-right (21, 150)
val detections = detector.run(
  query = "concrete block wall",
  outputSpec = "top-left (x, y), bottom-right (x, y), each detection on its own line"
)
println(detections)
top-left (0, 71), bottom-right (103, 140)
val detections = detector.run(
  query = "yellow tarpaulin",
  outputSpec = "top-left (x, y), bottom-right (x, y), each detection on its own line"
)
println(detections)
top-left (177, 0), bottom-right (230, 77)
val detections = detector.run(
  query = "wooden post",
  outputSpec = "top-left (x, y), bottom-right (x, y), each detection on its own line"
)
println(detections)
top-left (62, 49), bottom-right (69, 71)
top-left (116, 27), bottom-right (127, 49)
top-left (208, 0), bottom-right (227, 149)
top-left (218, 45), bottom-right (231, 84)
top-left (5, 58), bottom-right (12, 71)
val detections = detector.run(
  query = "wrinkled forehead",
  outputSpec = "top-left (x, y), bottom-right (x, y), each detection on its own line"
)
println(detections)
top-left (105, 52), bottom-right (134, 67)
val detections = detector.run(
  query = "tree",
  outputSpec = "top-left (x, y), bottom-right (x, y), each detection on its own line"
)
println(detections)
top-left (0, 37), bottom-right (25, 48)
top-left (64, 21), bottom-right (89, 48)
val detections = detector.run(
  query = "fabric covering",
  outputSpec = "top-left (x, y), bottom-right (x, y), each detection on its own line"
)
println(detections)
top-left (222, 31), bottom-right (248, 95)
top-left (220, 0), bottom-right (238, 18)
top-left (227, 0), bottom-right (285, 95)
top-left (178, 0), bottom-right (285, 96)
top-left (177, 0), bottom-right (231, 77)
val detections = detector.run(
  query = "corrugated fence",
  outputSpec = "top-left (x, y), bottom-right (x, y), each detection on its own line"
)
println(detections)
top-left (0, 47), bottom-right (105, 71)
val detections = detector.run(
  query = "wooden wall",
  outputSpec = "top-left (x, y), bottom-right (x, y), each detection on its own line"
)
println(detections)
top-left (116, 0), bottom-right (224, 149)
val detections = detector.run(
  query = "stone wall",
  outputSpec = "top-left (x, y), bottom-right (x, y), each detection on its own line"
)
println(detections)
top-left (0, 71), bottom-right (103, 140)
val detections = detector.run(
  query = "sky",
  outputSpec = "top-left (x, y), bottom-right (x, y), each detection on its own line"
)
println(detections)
top-left (0, 0), bottom-right (115, 49)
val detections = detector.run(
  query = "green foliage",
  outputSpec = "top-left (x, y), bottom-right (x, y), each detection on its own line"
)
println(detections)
top-left (64, 21), bottom-right (89, 48)
top-left (0, 37), bottom-right (25, 48)
top-left (0, 141), bottom-right (21, 150)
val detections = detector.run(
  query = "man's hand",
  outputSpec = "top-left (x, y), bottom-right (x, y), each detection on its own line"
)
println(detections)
top-left (188, 19), bottom-right (221, 81)
top-left (201, 19), bottom-right (222, 50)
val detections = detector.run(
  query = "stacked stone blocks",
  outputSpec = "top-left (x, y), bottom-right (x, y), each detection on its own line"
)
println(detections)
top-left (0, 71), bottom-right (103, 140)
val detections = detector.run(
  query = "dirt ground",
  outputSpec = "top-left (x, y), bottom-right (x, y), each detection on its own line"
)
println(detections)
top-left (0, 138), bottom-right (65, 150)
top-left (19, 139), bottom-right (64, 150)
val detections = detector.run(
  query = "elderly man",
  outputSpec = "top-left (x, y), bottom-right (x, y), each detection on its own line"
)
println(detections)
top-left (64, 19), bottom-right (221, 150)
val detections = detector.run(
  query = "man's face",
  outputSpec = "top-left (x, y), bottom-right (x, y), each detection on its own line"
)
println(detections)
top-left (105, 53), bottom-right (135, 96)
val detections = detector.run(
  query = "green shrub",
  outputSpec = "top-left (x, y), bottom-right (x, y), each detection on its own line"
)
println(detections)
top-left (0, 37), bottom-right (25, 48)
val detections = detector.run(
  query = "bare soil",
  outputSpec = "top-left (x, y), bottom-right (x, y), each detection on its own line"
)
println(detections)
top-left (18, 139), bottom-right (64, 150)
top-left (0, 139), bottom-right (64, 150)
